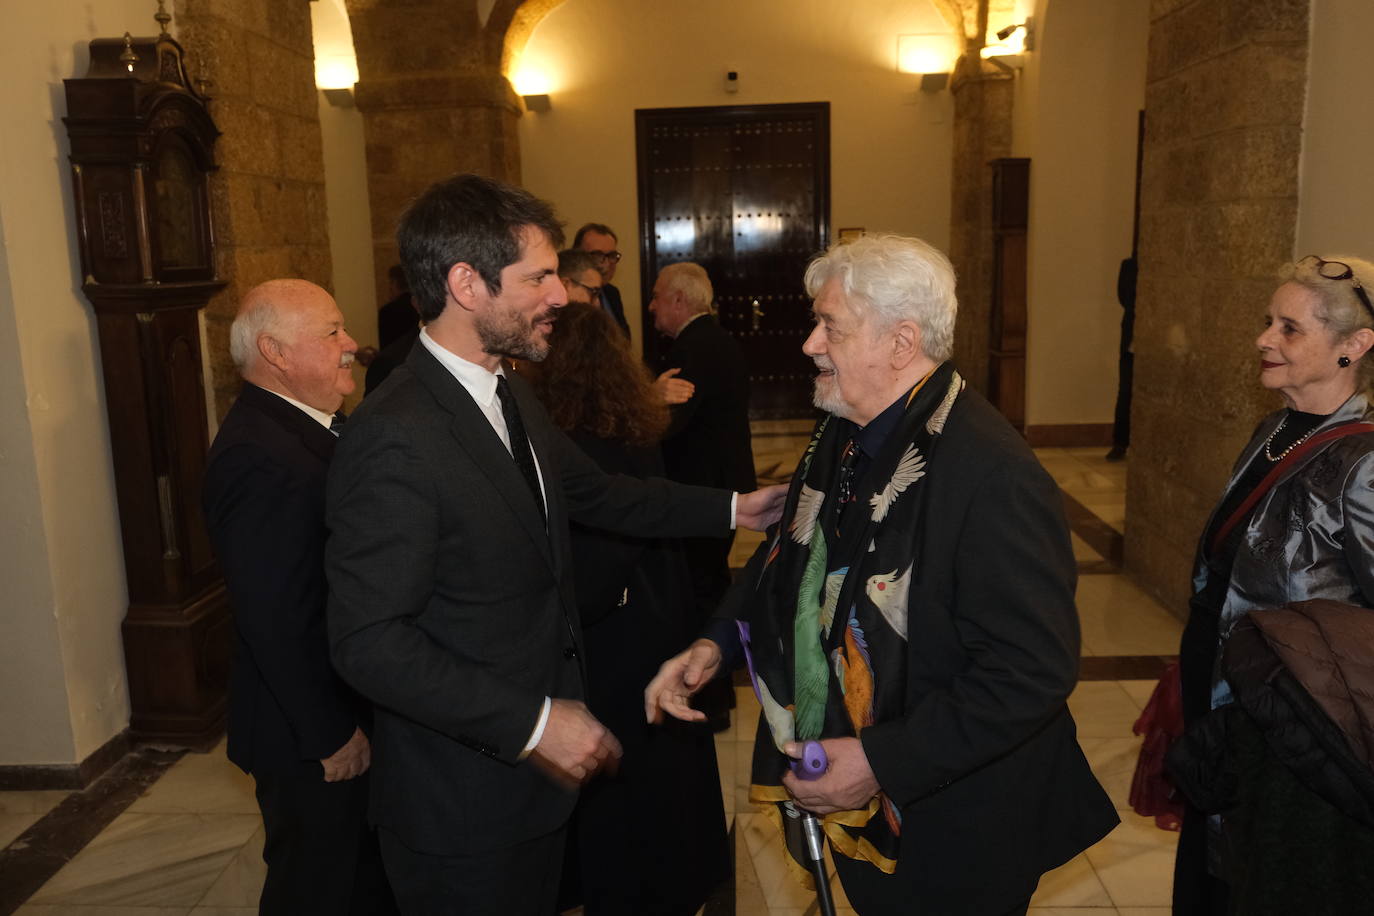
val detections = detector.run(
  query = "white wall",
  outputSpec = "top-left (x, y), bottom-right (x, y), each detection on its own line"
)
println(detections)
top-left (1296, 0), bottom-right (1374, 258)
top-left (317, 92), bottom-right (376, 412)
top-left (0, 1), bottom-right (155, 763)
top-left (1015, 0), bottom-right (1148, 427)
top-left (515, 0), bottom-right (955, 344)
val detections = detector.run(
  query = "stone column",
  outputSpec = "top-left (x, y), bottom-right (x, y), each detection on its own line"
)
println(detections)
top-left (1125, 0), bottom-right (1308, 614)
top-left (346, 0), bottom-right (525, 304)
top-left (177, 0), bottom-right (333, 419)
top-left (947, 56), bottom-right (1014, 395)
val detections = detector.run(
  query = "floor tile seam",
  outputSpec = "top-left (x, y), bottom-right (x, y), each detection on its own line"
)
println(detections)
top-left (0, 749), bottom-right (183, 916)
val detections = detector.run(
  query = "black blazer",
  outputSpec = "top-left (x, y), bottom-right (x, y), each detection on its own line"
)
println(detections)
top-left (660, 314), bottom-right (756, 493)
top-left (202, 382), bottom-right (359, 775)
top-left (326, 342), bottom-right (731, 855)
top-left (728, 388), bottom-right (1117, 905)
top-left (601, 282), bottom-right (630, 337)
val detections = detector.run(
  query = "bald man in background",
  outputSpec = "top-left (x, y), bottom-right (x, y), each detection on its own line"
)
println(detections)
top-left (202, 279), bottom-right (396, 914)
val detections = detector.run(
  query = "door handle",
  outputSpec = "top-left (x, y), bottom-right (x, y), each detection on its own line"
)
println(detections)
top-left (751, 297), bottom-right (763, 331)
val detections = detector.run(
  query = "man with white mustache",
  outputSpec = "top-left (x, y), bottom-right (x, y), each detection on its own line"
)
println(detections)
top-left (648, 235), bottom-right (1117, 914)
top-left (203, 279), bottom-right (396, 914)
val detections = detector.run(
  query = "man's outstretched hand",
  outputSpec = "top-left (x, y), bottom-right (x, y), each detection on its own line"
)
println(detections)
top-left (736, 484), bottom-right (788, 531)
top-left (644, 639), bottom-right (723, 724)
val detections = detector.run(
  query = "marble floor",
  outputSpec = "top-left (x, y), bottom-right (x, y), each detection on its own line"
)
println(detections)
top-left (0, 443), bottom-right (1186, 915)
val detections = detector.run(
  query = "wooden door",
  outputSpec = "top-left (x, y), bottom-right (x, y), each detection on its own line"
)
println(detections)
top-left (988, 157), bottom-right (1029, 431)
top-left (635, 103), bottom-right (830, 418)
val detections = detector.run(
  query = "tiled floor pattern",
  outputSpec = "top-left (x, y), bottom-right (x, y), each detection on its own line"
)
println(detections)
top-left (0, 438), bottom-right (1186, 914)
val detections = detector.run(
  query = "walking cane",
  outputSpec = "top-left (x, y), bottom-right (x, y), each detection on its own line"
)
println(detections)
top-left (789, 741), bottom-right (838, 916)
top-left (734, 622), bottom-right (837, 916)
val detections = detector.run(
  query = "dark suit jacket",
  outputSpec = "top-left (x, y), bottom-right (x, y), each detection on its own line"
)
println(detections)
top-left (600, 282), bottom-right (630, 337)
top-left (364, 326), bottom-right (419, 396)
top-left (202, 382), bottom-right (359, 775)
top-left (729, 388), bottom-right (1117, 905)
top-left (660, 314), bottom-right (755, 493)
top-left (325, 343), bottom-right (731, 856)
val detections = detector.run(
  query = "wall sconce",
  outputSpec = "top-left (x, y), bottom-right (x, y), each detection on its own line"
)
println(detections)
top-left (523, 94), bottom-right (551, 113)
top-left (896, 33), bottom-right (959, 91)
top-left (994, 17), bottom-right (1036, 52)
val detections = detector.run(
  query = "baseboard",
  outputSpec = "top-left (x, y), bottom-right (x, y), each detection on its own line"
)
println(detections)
top-left (1025, 423), bottom-right (1114, 448)
top-left (0, 729), bottom-right (131, 790)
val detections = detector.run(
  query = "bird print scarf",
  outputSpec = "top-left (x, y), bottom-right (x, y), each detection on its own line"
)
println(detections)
top-left (744, 361), bottom-right (964, 875)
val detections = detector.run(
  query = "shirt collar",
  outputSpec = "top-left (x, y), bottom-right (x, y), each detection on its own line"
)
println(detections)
top-left (418, 327), bottom-right (502, 407)
top-left (264, 389), bottom-right (336, 430)
top-left (849, 367), bottom-right (940, 458)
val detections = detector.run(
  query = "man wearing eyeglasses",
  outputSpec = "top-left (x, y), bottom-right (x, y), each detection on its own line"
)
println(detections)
top-left (574, 222), bottom-right (630, 336)
top-left (556, 249), bottom-right (605, 309)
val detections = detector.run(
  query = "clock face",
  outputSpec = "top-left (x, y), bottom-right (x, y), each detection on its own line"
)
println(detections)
top-left (154, 141), bottom-right (207, 272)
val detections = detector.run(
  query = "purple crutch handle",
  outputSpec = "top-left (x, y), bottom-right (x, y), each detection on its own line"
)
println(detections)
top-left (790, 741), bottom-right (828, 780)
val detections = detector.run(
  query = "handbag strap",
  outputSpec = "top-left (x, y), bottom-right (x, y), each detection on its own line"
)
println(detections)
top-left (1208, 421), bottom-right (1374, 555)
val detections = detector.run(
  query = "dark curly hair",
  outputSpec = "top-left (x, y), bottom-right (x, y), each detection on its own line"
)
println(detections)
top-left (520, 303), bottom-right (668, 447)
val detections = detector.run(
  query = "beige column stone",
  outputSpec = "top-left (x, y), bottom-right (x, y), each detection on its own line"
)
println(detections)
top-left (346, 0), bottom-right (528, 305)
top-left (947, 55), bottom-right (1014, 394)
top-left (177, 0), bottom-right (334, 419)
top-left (1125, 0), bottom-right (1309, 614)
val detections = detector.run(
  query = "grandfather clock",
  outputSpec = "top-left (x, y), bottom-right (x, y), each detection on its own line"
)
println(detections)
top-left (63, 12), bottom-right (231, 746)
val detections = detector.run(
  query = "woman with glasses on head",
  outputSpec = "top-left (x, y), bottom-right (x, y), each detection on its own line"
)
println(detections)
top-left (1170, 255), bottom-right (1374, 914)
top-left (518, 302), bottom-right (729, 915)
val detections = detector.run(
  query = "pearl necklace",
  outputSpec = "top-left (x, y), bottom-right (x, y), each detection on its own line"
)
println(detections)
top-left (1262, 413), bottom-right (1319, 462)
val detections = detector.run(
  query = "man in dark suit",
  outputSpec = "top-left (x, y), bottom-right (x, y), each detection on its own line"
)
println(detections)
top-left (325, 175), bottom-right (784, 915)
top-left (648, 236), bottom-right (1118, 914)
top-left (649, 263), bottom-right (755, 725)
top-left (573, 222), bottom-right (630, 336)
top-left (202, 279), bottom-right (395, 915)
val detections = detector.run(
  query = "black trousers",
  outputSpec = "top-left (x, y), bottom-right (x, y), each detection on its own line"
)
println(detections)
top-left (252, 762), bottom-right (396, 915)
top-left (378, 824), bottom-right (566, 916)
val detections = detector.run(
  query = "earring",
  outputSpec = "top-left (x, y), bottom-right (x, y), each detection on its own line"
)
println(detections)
top-left (1339, 355), bottom-right (1352, 368)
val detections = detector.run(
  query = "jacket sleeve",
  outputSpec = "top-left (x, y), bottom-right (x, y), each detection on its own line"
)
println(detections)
top-left (859, 457), bottom-right (1082, 806)
top-left (325, 416), bottom-right (543, 764)
top-left (552, 422), bottom-right (732, 538)
top-left (203, 444), bottom-right (356, 761)
top-left (1342, 449), bottom-right (1374, 607)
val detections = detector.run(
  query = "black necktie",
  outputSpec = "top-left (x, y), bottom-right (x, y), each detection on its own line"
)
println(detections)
top-left (329, 412), bottom-right (347, 437)
top-left (494, 375), bottom-right (546, 525)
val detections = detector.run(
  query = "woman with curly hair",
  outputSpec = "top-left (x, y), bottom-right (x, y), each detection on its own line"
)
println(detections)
top-left (520, 302), bottom-right (729, 915)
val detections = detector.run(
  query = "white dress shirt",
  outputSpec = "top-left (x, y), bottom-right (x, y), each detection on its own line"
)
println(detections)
top-left (416, 329), bottom-right (551, 756)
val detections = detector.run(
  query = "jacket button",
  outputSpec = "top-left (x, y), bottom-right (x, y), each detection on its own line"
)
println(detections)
top-left (563, 647), bottom-right (578, 660)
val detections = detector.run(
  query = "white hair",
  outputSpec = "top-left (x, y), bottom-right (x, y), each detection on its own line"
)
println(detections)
top-left (229, 298), bottom-right (283, 372)
top-left (804, 234), bottom-right (958, 361)
top-left (658, 261), bottom-right (713, 313)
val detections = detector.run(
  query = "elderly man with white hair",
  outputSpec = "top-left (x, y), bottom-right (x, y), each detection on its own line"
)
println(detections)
top-left (648, 236), bottom-right (1118, 914)
top-left (202, 279), bottom-right (396, 914)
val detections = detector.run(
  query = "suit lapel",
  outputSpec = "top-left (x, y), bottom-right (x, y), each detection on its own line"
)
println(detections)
top-left (405, 345), bottom-right (555, 567)
top-left (239, 382), bottom-right (336, 462)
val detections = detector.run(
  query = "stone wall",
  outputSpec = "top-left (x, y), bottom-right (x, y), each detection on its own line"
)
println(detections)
top-left (177, 0), bottom-right (333, 419)
top-left (346, 0), bottom-right (524, 304)
top-left (1125, 0), bottom-right (1309, 615)
top-left (948, 60), bottom-right (1014, 394)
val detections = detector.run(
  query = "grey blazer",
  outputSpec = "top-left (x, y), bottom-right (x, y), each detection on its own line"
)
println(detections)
top-left (325, 342), bottom-right (729, 855)
top-left (1194, 392), bottom-right (1374, 705)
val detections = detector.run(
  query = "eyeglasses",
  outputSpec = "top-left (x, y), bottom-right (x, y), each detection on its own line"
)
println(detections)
top-left (567, 277), bottom-right (603, 301)
top-left (588, 250), bottom-right (622, 264)
top-left (1302, 255), bottom-right (1374, 323)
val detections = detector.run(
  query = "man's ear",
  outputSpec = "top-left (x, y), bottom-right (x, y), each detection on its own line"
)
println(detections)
top-left (446, 262), bottom-right (483, 311)
top-left (257, 333), bottom-right (288, 371)
top-left (890, 320), bottom-right (922, 370)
